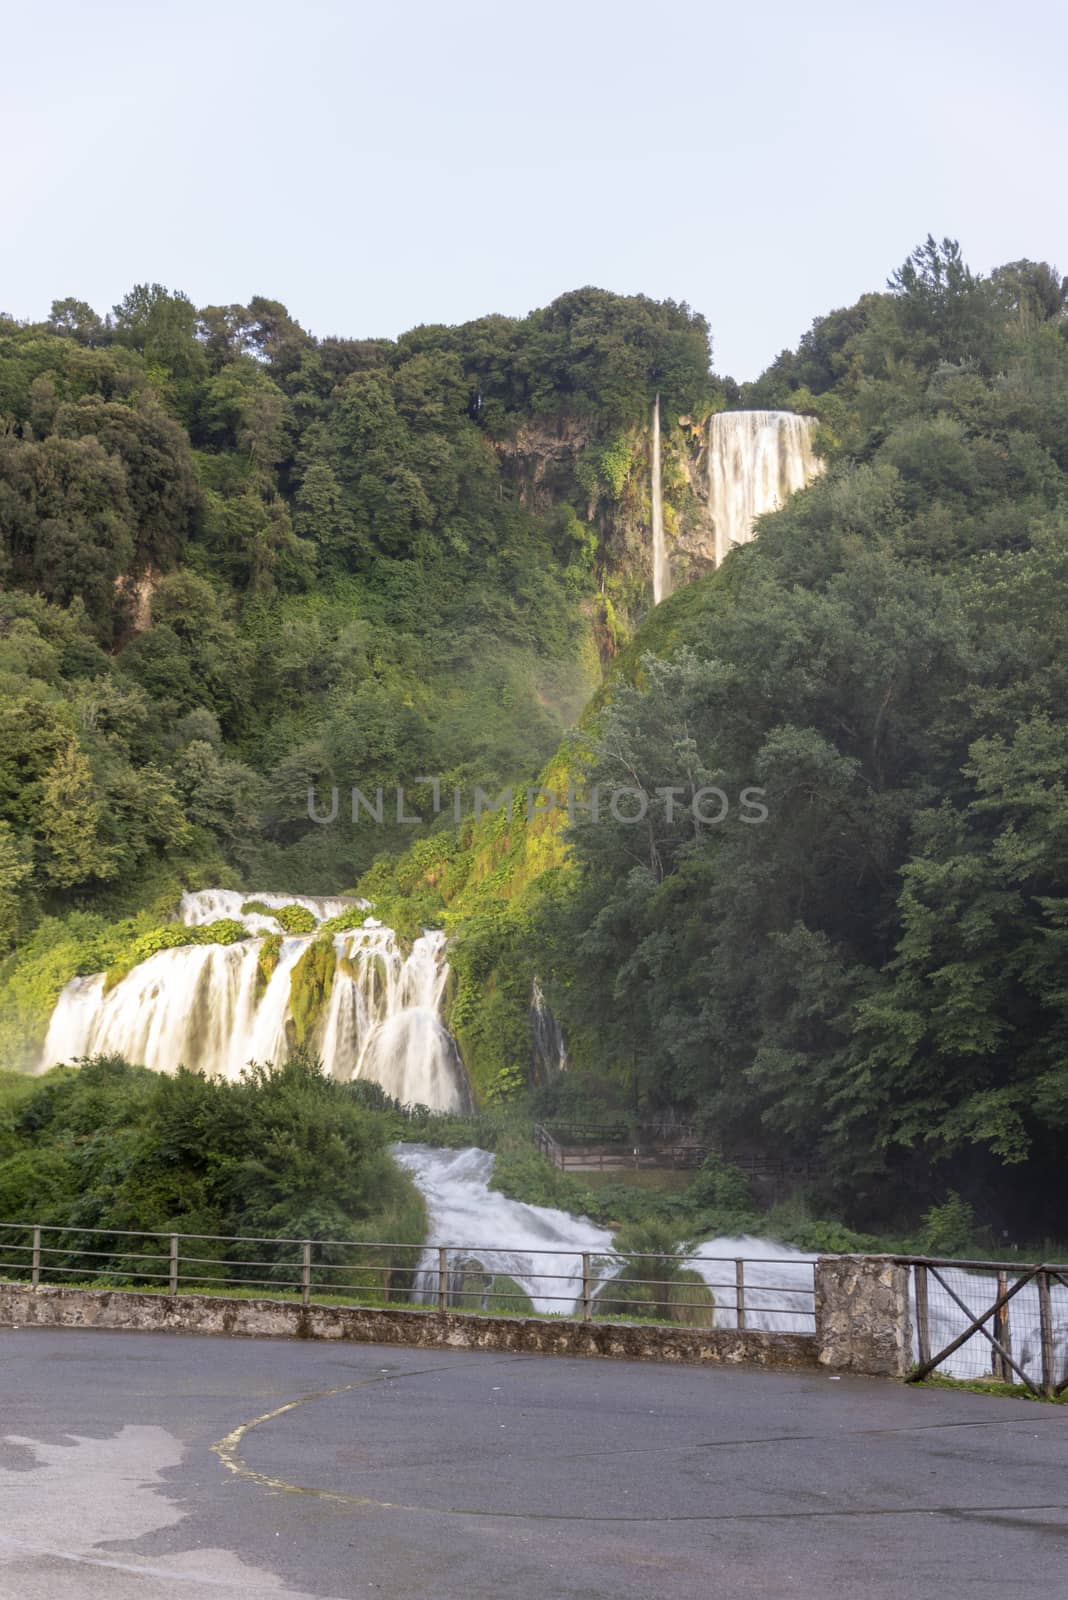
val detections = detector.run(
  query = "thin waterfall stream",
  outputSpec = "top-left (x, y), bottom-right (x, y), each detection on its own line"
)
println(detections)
top-left (651, 392), bottom-right (670, 603)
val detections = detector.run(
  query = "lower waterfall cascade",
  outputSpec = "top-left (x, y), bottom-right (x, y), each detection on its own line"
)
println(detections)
top-left (395, 1144), bottom-right (817, 1327)
top-left (395, 1149), bottom-right (1068, 1376)
top-left (707, 409), bottom-right (823, 566)
top-left (40, 889), bottom-right (471, 1112)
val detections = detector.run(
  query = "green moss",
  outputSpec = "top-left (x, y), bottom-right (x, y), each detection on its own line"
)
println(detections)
top-left (255, 934), bottom-right (282, 1002)
top-left (289, 936), bottom-right (336, 1047)
top-left (319, 907), bottom-right (371, 935)
top-left (103, 917), bottom-right (250, 993)
top-left (241, 899), bottom-right (273, 917)
top-left (273, 903), bottom-right (319, 934)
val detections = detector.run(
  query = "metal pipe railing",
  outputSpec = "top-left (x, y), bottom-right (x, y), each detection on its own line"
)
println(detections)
top-left (0, 1220), bottom-right (816, 1331)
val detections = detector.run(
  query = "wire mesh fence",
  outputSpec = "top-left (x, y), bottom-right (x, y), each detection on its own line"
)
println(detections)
top-left (0, 1221), bottom-right (816, 1333)
top-left (905, 1258), bottom-right (1068, 1397)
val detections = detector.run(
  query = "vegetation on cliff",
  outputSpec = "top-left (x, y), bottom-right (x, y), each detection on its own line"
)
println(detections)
top-left (3, 242), bottom-right (1068, 1242)
top-left (371, 240), bottom-right (1068, 1235)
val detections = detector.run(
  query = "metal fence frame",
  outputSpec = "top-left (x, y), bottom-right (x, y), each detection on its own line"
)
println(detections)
top-left (0, 1220), bottom-right (814, 1330)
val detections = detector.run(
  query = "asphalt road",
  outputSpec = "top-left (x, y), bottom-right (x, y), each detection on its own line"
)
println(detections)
top-left (0, 1329), bottom-right (1065, 1599)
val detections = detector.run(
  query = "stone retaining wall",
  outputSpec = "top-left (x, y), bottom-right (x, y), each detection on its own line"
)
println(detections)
top-left (0, 1283), bottom-right (818, 1370)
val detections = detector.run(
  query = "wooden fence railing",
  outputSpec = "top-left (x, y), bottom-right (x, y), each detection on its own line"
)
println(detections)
top-left (533, 1126), bottom-right (812, 1181)
top-left (903, 1256), bottom-right (1068, 1399)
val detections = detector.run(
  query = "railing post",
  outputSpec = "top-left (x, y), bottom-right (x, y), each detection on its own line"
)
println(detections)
top-left (169, 1234), bottom-right (179, 1296)
top-left (995, 1269), bottom-right (1012, 1381)
top-left (582, 1252), bottom-right (592, 1323)
top-left (31, 1225), bottom-right (41, 1288)
top-left (735, 1259), bottom-right (746, 1330)
top-left (1038, 1269), bottom-right (1054, 1398)
top-left (301, 1241), bottom-right (312, 1308)
top-left (438, 1245), bottom-right (449, 1314)
top-left (914, 1263), bottom-right (931, 1368)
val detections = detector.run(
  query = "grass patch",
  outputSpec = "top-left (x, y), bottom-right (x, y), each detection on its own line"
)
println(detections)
top-left (580, 1169), bottom-right (693, 1195)
top-left (911, 1372), bottom-right (1067, 1404)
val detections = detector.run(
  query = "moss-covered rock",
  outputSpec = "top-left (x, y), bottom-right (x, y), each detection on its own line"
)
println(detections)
top-left (103, 917), bottom-right (250, 993)
top-left (274, 903), bottom-right (319, 934)
top-left (255, 934), bottom-right (282, 1002)
top-left (289, 935), bottom-right (336, 1046)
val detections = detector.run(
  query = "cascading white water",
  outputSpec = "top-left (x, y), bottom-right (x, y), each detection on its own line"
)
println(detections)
top-left (707, 410), bottom-right (823, 566)
top-left (394, 1145), bottom-right (617, 1313)
top-left (395, 1143), bottom-right (817, 1327)
top-left (530, 977), bottom-right (567, 1080)
top-left (40, 891), bottom-right (471, 1112)
top-left (322, 927), bottom-right (471, 1112)
top-left (179, 888), bottom-right (358, 928)
top-left (651, 393), bottom-right (671, 603)
top-left (692, 1237), bottom-right (816, 1332)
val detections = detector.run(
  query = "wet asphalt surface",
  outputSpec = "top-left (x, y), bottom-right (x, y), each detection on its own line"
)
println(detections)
top-left (0, 1328), bottom-right (1065, 1598)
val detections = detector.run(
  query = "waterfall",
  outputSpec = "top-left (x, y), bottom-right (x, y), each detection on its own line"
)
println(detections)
top-left (530, 976), bottom-right (567, 1080)
top-left (321, 927), bottom-right (471, 1112)
top-left (651, 393), bottom-right (670, 603)
top-left (395, 1144), bottom-right (817, 1328)
top-left (394, 1145), bottom-right (617, 1314)
top-left (707, 410), bottom-right (822, 565)
top-left (40, 891), bottom-right (471, 1112)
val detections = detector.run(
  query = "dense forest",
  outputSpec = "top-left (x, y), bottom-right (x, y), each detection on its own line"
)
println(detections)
top-left (0, 283), bottom-right (715, 1065)
top-left (2, 240), bottom-right (1067, 1237)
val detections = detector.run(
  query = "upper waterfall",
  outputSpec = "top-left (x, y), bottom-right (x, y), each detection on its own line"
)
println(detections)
top-left (40, 890), bottom-right (471, 1113)
top-left (650, 393), bottom-right (671, 603)
top-left (707, 410), bottom-right (822, 566)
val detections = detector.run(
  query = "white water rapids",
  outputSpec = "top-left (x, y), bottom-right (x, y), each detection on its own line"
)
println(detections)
top-left (394, 1145), bottom-right (817, 1328)
top-left (40, 890), bottom-right (470, 1112)
top-left (394, 1149), bottom-right (1067, 1381)
top-left (707, 410), bottom-right (822, 566)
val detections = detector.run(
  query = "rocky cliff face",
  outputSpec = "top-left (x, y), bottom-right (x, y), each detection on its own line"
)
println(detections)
top-left (490, 408), bottom-right (821, 646)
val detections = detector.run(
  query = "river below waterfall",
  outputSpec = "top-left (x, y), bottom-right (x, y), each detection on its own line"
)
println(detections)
top-left (394, 1146), bottom-right (1068, 1382)
top-left (394, 1144), bottom-right (818, 1330)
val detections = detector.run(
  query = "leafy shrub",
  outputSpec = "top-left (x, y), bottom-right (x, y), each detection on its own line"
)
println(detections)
top-left (597, 1219), bottom-right (715, 1326)
top-left (273, 903), bottom-right (318, 934)
top-left (490, 1148), bottom-right (593, 1215)
top-left (255, 933), bottom-right (282, 1000)
top-left (104, 917), bottom-right (249, 992)
top-left (687, 1155), bottom-right (754, 1213)
top-left (319, 907), bottom-right (372, 935)
top-left (0, 1049), bottom-right (426, 1263)
top-left (918, 1192), bottom-right (977, 1258)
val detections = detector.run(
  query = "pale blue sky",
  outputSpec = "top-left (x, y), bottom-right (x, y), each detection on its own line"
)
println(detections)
top-left (4, 0), bottom-right (1066, 378)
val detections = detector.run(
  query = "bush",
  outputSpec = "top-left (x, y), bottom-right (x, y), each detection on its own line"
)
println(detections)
top-left (918, 1192), bottom-right (978, 1257)
top-left (273, 903), bottom-right (318, 934)
top-left (687, 1155), bottom-right (754, 1213)
top-left (0, 1049), bottom-right (426, 1266)
top-left (104, 917), bottom-right (249, 991)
